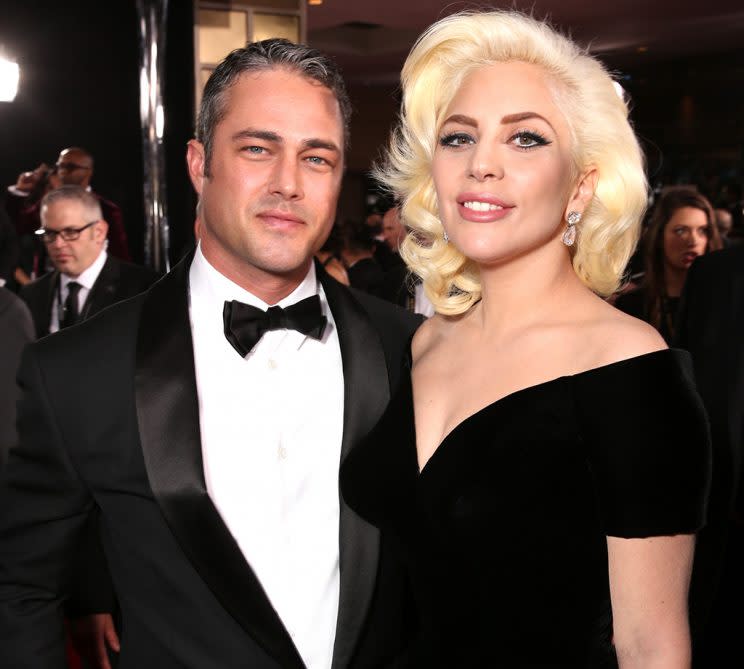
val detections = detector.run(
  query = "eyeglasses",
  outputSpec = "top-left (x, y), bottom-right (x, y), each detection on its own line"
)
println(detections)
top-left (55, 162), bottom-right (91, 172)
top-left (36, 221), bottom-right (97, 243)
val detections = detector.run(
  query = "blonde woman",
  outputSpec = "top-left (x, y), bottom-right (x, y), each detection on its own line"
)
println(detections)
top-left (341, 10), bottom-right (711, 668)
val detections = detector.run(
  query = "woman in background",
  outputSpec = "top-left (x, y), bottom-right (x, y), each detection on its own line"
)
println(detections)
top-left (341, 10), bottom-right (711, 668)
top-left (615, 186), bottom-right (722, 343)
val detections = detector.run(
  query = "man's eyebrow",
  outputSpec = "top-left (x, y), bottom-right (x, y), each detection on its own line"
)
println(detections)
top-left (230, 130), bottom-right (340, 154)
top-left (302, 138), bottom-right (340, 153)
top-left (231, 129), bottom-right (282, 143)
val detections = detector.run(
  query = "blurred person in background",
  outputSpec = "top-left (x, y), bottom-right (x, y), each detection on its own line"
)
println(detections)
top-left (0, 287), bottom-right (33, 465)
top-left (615, 186), bottom-right (722, 343)
top-left (6, 147), bottom-right (131, 281)
top-left (676, 243), bottom-right (744, 668)
top-left (340, 218), bottom-right (385, 294)
top-left (0, 205), bottom-right (20, 289)
top-left (714, 207), bottom-right (734, 246)
top-left (20, 186), bottom-right (157, 338)
top-left (315, 223), bottom-right (350, 285)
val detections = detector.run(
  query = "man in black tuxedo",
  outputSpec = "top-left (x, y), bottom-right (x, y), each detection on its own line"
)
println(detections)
top-left (676, 244), bottom-right (744, 667)
top-left (19, 185), bottom-right (157, 339)
top-left (0, 39), bottom-right (420, 669)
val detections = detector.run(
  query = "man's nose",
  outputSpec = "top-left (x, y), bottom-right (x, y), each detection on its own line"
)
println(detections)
top-left (268, 155), bottom-right (303, 200)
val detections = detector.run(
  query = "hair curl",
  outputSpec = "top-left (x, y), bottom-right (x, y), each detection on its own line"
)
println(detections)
top-left (377, 10), bottom-right (648, 315)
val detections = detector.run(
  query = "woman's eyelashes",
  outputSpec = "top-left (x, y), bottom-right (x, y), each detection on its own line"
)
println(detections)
top-left (439, 131), bottom-right (475, 148)
top-left (438, 128), bottom-right (551, 150)
top-left (510, 129), bottom-right (551, 149)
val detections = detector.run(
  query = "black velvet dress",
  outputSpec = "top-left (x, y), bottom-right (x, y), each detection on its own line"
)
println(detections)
top-left (340, 349), bottom-right (711, 668)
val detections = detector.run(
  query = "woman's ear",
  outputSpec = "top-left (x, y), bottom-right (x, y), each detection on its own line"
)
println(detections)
top-left (565, 168), bottom-right (598, 219)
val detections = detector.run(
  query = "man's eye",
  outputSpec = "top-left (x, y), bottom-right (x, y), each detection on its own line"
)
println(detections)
top-left (242, 146), bottom-right (265, 154)
top-left (306, 156), bottom-right (329, 166)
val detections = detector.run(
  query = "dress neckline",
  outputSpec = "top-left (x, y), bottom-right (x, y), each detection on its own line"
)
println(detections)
top-left (412, 347), bottom-right (685, 477)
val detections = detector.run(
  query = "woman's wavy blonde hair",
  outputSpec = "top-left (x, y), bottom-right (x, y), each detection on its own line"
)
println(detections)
top-left (377, 10), bottom-right (648, 315)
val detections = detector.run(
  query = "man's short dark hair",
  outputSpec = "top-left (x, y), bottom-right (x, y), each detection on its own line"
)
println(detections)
top-left (196, 38), bottom-right (352, 174)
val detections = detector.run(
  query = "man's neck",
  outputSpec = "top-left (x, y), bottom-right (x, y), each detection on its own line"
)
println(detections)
top-left (200, 243), bottom-right (311, 306)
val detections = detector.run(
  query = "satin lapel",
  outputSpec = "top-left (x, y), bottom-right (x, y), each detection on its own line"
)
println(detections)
top-left (135, 251), bottom-right (304, 669)
top-left (318, 264), bottom-right (390, 669)
top-left (83, 255), bottom-right (119, 317)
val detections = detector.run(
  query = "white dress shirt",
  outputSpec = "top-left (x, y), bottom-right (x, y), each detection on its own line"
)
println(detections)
top-left (189, 245), bottom-right (344, 669)
top-left (414, 281), bottom-right (435, 318)
top-left (50, 249), bottom-right (107, 333)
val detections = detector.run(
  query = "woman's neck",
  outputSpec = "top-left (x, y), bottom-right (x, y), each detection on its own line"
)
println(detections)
top-left (476, 243), bottom-right (584, 337)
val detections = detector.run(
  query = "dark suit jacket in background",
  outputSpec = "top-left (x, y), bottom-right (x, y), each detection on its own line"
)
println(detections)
top-left (0, 253), bottom-right (422, 668)
top-left (0, 204), bottom-right (20, 286)
top-left (675, 244), bottom-right (744, 666)
top-left (0, 288), bottom-right (33, 465)
top-left (19, 254), bottom-right (158, 338)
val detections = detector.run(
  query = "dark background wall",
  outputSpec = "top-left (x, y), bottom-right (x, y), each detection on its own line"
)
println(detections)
top-left (0, 0), bottom-right (196, 265)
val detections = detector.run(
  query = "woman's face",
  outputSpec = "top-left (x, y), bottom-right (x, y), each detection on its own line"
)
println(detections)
top-left (662, 206), bottom-right (709, 272)
top-left (431, 61), bottom-right (578, 266)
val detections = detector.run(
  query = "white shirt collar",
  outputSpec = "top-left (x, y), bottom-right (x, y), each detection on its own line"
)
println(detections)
top-left (191, 243), bottom-right (319, 310)
top-left (60, 249), bottom-right (107, 292)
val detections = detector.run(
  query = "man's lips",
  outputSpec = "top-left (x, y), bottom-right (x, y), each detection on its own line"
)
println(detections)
top-left (456, 193), bottom-right (515, 223)
top-left (257, 210), bottom-right (305, 228)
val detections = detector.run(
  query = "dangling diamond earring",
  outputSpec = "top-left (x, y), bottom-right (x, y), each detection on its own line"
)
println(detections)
top-left (443, 230), bottom-right (449, 243)
top-left (562, 211), bottom-right (581, 246)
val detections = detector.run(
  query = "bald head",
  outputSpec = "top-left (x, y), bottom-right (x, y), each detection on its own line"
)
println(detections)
top-left (56, 147), bottom-right (94, 187)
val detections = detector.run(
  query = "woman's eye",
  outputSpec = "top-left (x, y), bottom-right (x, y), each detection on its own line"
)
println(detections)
top-left (511, 131), bottom-right (549, 149)
top-left (439, 132), bottom-right (474, 148)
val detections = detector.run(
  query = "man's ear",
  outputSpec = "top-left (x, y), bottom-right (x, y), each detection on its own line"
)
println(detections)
top-left (565, 167), bottom-right (598, 218)
top-left (186, 140), bottom-right (207, 196)
top-left (94, 220), bottom-right (109, 243)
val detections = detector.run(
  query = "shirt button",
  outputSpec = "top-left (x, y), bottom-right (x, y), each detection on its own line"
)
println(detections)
top-left (278, 446), bottom-right (287, 460)
top-left (268, 358), bottom-right (278, 370)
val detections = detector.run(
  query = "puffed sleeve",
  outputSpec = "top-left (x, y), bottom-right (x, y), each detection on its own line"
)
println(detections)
top-left (571, 349), bottom-right (711, 538)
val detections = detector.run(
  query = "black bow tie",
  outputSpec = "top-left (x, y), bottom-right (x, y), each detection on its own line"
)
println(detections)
top-left (223, 294), bottom-right (327, 357)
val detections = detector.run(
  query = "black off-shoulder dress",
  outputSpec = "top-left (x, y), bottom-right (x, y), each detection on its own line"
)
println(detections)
top-left (340, 349), bottom-right (711, 668)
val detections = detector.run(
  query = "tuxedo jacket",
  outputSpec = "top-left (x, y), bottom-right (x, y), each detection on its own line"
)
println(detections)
top-left (0, 288), bottom-right (33, 464)
top-left (675, 244), bottom-right (744, 642)
top-left (19, 254), bottom-right (158, 338)
top-left (0, 252), bottom-right (422, 668)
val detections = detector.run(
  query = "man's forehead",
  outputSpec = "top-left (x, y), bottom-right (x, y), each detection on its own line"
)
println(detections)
top-left (221, 69), bottom-right (343, 136)
top-left (42, 199), bottom-right (85, 220)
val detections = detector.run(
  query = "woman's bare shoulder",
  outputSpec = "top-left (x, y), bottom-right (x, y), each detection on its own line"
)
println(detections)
top-left (579, 297), bottom-right (667, 369)
top-left (410, 311), bottom-right (467, 366)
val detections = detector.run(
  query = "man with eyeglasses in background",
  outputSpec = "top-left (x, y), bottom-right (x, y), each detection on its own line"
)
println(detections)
top-left (6, 147), bottom-right (131, 286)
top-left (20, 185), bottom-right (156, 339)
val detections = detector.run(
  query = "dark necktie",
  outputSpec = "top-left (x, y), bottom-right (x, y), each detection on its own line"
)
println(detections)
top-left (223, 294), bottom-right (327, 358)
top-left (60, 281), bottom-right (82, 329)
